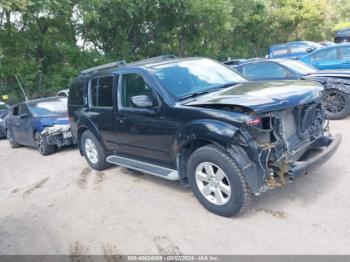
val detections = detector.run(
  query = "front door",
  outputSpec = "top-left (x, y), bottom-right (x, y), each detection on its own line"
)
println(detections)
top-left (13, 104), bottom-right (34, 146)
top-left (116, 72), bottom-right (172, 166)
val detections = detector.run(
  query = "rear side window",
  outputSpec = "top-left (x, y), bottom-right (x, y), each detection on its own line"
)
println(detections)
top-left (290, 43), bottom-right (308, 53)
top-left (271, 45), bottom-right (289, 57)
top-left (69, 80), bottom-right (85, 105)
top-left (241, 62), bottom-right (290, 80)
top-left (89, 76), bottom-right (115, 108)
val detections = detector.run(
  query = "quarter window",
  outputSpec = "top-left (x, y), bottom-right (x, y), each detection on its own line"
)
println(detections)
top-left (121, 73), bottom-right (153, 108)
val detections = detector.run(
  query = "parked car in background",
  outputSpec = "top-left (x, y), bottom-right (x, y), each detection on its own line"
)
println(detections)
top-left (299, 43), bottom-right (350, 70)
top-left (268, 41), bottom-right (322, 59)
top-left (57, 89), bottom-right (69, 97)
top-left (0, 101), bottom-right (10, 138)
top-left (68, 55), bottom-right (340, 217)
top-left (223, 57), bottom-right (262, 68)
top-left (5, 97), bottom-right (76, 155)
top-left (234, 58), bottom-right (350, 119)
top-left (334, 28), bottom-right (350, 43)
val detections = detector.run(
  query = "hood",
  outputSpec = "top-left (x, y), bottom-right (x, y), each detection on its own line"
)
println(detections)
top-left (183, 80), bottom-right (324, 114)
top-left (307, 70), bottom-right (350, 78)
top-left (36, 115), bottom-right (69, 127)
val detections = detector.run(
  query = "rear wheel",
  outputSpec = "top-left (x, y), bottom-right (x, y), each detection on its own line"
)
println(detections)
top-left (35, 132), bottom-right (56, 156)
top-left (81, 130), bottom-right (111, 170)
top-left (323, 89), bottom-right (350, 120)
top-left (6, 129), bottom-right (20, 148)
top-left (187, 144), bottom-right (253, 217)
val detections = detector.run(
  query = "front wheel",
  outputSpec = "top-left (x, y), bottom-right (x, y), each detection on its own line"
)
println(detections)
top-left (187, 144), bottom-right (253, 217)
top-left (81, 130), bottom-right (111, 170)
top-left (323, 89), bottom-right (350, 120)
top-left (35, 132), bottom-right (56, 156)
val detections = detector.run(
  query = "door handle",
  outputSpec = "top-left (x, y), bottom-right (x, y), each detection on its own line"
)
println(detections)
top-left (117, 116), bottom-right (127, 124)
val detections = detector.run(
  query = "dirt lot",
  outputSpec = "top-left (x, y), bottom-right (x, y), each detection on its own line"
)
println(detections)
top-left (0, 117), bottom-right (349, 255)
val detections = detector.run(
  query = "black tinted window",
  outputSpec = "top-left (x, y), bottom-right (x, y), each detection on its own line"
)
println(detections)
top-left (18, 104), bottom-right (30, 115)
top-left (121, 74), bottom-right (153, 108)
top-left (69, 80), bottom-right (84, 105)
top-left (98, 76), bottom-right (114, 107)
top-left (90, 78), bottom-right (98, 106)
top-left (89, 76), bottom-right (114, 107)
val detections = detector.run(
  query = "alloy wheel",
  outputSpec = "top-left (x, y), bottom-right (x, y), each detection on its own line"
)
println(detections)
top-left (84, 138), bottom-right (98, 164)
top-left (323, 90), bottom-right (347, 114)
top-left (195, 162), bottom-right (231, 205)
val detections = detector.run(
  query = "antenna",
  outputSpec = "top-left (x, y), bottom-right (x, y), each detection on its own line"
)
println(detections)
top-left (15, 75), bottom-right (29, 101)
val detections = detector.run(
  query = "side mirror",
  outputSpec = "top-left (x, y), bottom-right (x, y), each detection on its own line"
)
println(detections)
top-left (19, 113), bottom-right (29, 119)
top-left (306, 47), bottom-right (314, 53)
top-left (131, 95), bottom-right (154, 108)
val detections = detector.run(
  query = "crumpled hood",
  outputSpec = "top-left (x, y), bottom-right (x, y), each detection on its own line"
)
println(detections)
top-left (183, 80), bottom-right (324, 114)
top-left (38, 117), bottom-right (69, 127)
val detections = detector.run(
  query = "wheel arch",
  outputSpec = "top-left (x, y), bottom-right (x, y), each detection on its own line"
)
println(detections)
top-left (76, 120), bottom-right (105, 156)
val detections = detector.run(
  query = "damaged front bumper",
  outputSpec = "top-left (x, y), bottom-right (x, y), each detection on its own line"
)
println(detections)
top-left (291, 134), bottom-right (341, 177)
top-left (41, 125), bottom-right (76, 148)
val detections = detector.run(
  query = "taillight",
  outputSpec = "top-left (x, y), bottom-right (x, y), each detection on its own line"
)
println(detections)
top-left (246, 116), bottom-right (261, 126)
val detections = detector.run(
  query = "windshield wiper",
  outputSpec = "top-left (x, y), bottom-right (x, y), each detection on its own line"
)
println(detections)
top-left (178, 82), bottom-right (239, 101)
top-left (178, 90), bottom-right (212, 100)
top-left (213, 82), bottom-right (239, 89)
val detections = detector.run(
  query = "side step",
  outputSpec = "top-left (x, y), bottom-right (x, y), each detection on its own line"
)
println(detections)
top-left (106, 155), bottom-right (179, 181)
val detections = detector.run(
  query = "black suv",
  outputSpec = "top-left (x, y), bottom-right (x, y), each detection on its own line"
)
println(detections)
top-left (68, 55), bottom-right (341, 217)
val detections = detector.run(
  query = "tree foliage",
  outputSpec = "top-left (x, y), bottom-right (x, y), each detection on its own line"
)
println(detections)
top-left (0, 0), bottom-right (349, 103)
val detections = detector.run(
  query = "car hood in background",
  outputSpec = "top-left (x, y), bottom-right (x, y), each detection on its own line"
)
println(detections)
top-left (36, 115), bottom-right (69, 127)
top-left (306, 70), bottom-right (350, 78)
top-left (183, 80), bottom-right (324, 114)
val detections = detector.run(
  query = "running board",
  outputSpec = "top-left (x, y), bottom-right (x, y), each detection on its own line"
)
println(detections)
top-left (106, 155), bottom-right (179, 181)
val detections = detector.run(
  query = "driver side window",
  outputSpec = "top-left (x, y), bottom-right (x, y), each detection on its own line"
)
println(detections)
top-left (120, 73), bottom-right (154, 108)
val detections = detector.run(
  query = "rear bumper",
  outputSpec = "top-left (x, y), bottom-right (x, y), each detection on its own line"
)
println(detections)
top-left (291, 134), bottom-right (341, 177)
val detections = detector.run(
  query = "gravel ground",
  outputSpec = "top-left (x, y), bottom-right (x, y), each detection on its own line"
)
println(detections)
top-left (0, 117), bottom-right (349, 255)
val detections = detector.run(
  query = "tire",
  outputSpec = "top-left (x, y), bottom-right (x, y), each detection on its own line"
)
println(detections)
top-left (35, 132), bottom-right (56, 156)
top-left (6, 129), bottom-right (21, 148)
top-left (187, 144), bottom-right (253, 217)
top-left (323, 89), bottom-right (350, 120)
top-left (81, 130), bottom-right (111, 170)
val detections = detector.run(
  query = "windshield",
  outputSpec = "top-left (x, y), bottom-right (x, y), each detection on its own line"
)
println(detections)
top-left (279, 59), bottom-right (317, 75)
top-left (0, 102), bottom-right (9, 110)
top-left (152, 58), bottom-right (247, 99)
top-left (29, 98), bottom-right (67, 117)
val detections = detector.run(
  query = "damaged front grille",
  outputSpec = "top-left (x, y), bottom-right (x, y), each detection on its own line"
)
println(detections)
top-left (246, 101), bottom-right (326, 190)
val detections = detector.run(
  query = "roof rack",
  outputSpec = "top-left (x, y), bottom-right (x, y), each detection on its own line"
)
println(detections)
top-left (80, 60), bottom-right (127, 75)
top-left (128, 54), bottom-right (177, 66)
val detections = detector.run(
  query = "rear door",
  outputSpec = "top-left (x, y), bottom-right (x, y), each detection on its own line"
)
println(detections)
top-left (339, 45), bottom-right (350, 69)
top-left (309, 47), bottom-right (341, 70)
top-left (85, 75), bottom-right (119, 151)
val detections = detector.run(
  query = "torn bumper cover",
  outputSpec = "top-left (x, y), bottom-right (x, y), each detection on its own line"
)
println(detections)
top-left (291, 134), bottom-right (341, 177)
top-left (41, 124), bottom-right (76, 148)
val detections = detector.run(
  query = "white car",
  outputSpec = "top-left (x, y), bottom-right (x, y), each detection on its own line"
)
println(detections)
top-left (57, 89), bottom-right (69, 97)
